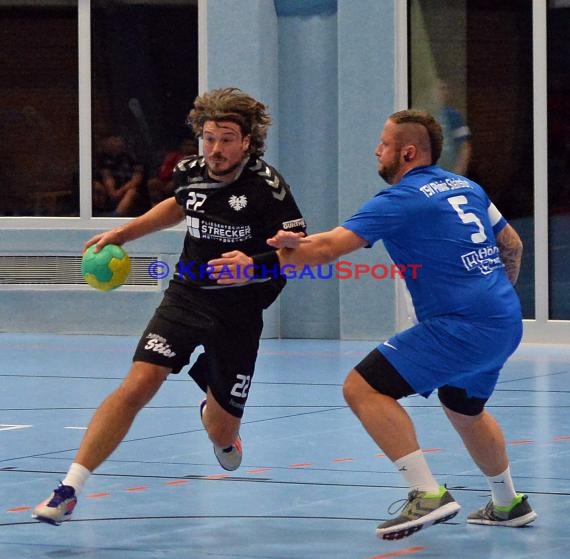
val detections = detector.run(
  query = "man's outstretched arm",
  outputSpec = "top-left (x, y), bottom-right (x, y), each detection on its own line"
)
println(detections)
top-left (275, 226), bottom-right (367, 268)
top-left (208, 226), bottom-right (367, 285)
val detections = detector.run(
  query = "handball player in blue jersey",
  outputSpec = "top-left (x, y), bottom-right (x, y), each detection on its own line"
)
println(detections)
top-left (210, 109), bottom-right (536, 540)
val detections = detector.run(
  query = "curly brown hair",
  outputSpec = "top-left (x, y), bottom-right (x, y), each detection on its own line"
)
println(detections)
top-left (389, 109), bottom-right (443, 164)
top-left (187, 87), bottom-right (272, 156)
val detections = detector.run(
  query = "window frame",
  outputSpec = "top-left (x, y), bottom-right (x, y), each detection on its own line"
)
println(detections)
top-left (0, 0), bottom-right (190, 230)
top-left (396, 0), bottom-right (570, 342)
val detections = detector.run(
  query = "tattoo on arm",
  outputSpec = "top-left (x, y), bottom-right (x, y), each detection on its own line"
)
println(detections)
top-left (496, 224), bottom-right (523, 285)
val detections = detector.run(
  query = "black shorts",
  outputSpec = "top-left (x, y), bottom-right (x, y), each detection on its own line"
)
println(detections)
top-left (133, 281), bottom-right (267, 418)
top-left (354, 348), bottom-right (488, 416)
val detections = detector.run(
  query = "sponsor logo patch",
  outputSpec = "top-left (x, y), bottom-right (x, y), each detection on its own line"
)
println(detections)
top-left (144, 333), bottom-right (177, 358)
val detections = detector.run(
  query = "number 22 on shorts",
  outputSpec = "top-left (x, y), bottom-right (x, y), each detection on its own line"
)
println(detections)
top-left (231, 374), bottom-right (251, 398)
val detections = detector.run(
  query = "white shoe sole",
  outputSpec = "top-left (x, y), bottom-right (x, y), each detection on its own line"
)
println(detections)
top-left (32, 509), bottom-right (74, 526)
top-left (467, 510), bottom-right (538, 527)
top-left (376, 501), bottom-right (461, 540)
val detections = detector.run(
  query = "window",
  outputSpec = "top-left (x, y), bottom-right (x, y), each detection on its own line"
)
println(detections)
top-left (0, 3), bottom-right (79, 217)
top-left (408, 0), bottom-right (534, 318)
top-left (0, 0), bottom-right (198, 219)
top-left (547, 0), bottom-right (570, 319)
top-left (91, 0), bottom-right (198, 218)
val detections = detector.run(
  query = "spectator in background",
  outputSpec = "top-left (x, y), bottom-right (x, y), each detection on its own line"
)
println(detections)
top-left (92, 134), bottom-right (149, 217)
top-left (433, 79), bottom-right (472, 175)
top-left (147, 137), bottom-right (198, 206)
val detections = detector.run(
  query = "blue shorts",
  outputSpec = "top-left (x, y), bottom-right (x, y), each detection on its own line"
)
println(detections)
top-left (377, 316), bottom-right (522, 399)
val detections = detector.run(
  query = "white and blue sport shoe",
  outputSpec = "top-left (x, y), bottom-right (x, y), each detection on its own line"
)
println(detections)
top-left (32, 483), bottom-right (77, 526)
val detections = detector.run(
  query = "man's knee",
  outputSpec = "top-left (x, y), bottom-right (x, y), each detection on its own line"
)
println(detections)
top-left (351, 349), bottom-right (415, 401)
top-left (118, 362), bottom-right (170, 409)
top-left (343, 369), bottom-right (369, 409)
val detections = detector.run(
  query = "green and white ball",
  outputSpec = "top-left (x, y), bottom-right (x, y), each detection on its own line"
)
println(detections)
top-left (81, 244), bottom-right (131, 291)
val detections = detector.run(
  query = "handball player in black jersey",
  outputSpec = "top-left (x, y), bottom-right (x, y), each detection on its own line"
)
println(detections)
top-left (33, 88), bottom-right (306, 525)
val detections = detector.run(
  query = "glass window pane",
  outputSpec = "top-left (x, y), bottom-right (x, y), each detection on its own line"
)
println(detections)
top-left (547, 1), bottom-right (570, 320)
top-left (91, 0), bottom-right (198, 218)
top-left (0, 3), bottom-right (79, 217)
top-left (409, 0), bottom-right (534, 318)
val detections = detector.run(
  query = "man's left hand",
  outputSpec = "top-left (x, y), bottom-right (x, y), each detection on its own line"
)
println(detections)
top-left (208, 251), bottom-right (253, 285)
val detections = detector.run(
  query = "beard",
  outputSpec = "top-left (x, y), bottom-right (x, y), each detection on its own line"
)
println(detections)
top-left (206, 157), bottom-right (243, 179)
top-left (378, 162), bottom-right (399, 184)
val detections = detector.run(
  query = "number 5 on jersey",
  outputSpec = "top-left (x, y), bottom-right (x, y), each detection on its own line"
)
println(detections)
top-left (448, 195), bottom-right (487, 243)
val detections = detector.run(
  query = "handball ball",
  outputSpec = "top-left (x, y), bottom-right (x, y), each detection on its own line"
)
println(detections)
top-left (81, 244), bottom-right (131, 291)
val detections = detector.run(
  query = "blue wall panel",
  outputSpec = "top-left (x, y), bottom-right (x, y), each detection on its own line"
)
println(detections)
top-left (337, 0), bottom-right (397, 340)
top-left (277, 6), bottom-right (340, 338)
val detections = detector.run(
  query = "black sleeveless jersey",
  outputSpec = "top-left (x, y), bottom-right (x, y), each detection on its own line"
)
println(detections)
top-left (172, 155), bottom-right (306, 292)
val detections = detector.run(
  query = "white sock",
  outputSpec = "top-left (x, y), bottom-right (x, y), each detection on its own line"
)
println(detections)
top-left (394, 449), bottom-right (441, 493)
top-left (487, 466), bottom-right (517, 506)
top-left (62, 462), bottom-right (91, 496)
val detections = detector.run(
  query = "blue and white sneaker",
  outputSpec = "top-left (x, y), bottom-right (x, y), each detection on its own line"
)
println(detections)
top-left (32, 483), bottom-right (77, 525)
top-left (200, 399), bottom-right (242, 471)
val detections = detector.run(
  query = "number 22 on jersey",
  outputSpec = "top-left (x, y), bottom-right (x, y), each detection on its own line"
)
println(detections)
top-left (186, 192), bottom-right (207, 212)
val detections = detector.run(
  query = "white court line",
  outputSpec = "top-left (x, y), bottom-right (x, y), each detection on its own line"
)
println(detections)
top-left (64, 426), bottom-right (88, 430)
top-left (0, 424), bottom-right (32, 431)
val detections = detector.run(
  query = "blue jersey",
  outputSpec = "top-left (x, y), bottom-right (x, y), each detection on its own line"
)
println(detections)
top-left (342, 165), bottom-right (521, 324)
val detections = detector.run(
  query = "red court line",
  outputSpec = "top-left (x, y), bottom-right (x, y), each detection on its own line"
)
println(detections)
top-left (87, 492), bottom-right (110, 499)
top-left (204, 474), bottom-right (228, 479)
top-left (333, 457), bottom-right (355, 463)
top-left (125, 486), bottom-right (148, 492)
top-left (7, 506), bottom-right (31, 513)
top-left (165, 480), bottom-right (190, 486)
top-left (421, 448), bottom-right (442, 453)
top-left (509, 440), bottom-right (533, 445)
top-left (289, 463), bottom-right (312, 469)
top-left (554, 435), bottom-right (570, 441)
top-left (368, 545), bottom-right (425, 558)
top-left (247, 468), bottom-right (273, 474)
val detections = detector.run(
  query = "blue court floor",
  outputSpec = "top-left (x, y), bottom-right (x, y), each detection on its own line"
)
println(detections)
top-left (1, 334), bottom-right (569, 558)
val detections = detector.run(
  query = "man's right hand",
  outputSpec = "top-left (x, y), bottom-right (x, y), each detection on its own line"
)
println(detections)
top-left (83, 228), bottom-right (125, 254)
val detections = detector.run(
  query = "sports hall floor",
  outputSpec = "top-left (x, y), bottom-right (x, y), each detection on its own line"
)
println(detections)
top-left (1, 334), bottom-right (569, 558)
